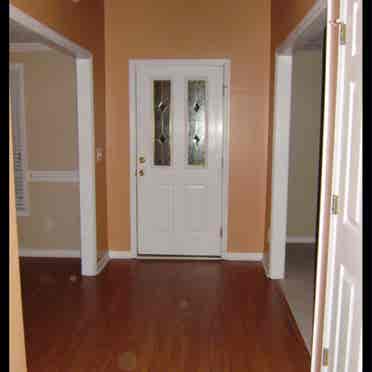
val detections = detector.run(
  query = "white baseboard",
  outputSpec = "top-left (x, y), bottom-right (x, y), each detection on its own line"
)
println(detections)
top-left (137, 255), bottom-right (221, 260)
top-left (109, 250), bottom-right (136, 259)
top-left (18, 249), bottom-right (264, 263)
top-left (109, 251), bottom-right (263, 261)
top-left (262, 252), bottom-right (270, 277)
top-left (19, 248), bottom-right (80, 258)
top-left (96, 251), bottom-right (110, 274)
top-left (222, 252), bottom-right (263, 261)
top-left (286, 236), bottom-right (316, 244)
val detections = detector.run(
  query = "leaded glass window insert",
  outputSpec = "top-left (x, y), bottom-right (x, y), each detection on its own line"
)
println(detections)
top-left (187, 80), bottom-right (207, 166)
top-left (154, 80), bottom-right (171, 166)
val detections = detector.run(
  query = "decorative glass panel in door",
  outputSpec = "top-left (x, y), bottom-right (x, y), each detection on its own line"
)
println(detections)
top-left (187, 80), bottom-right (207, 166)
top-left (153, 80), bottom-right (171, 166)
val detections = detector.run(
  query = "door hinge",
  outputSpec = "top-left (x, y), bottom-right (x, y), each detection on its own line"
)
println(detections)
top-left (322, 347), bottom-right (329, 367)
top-left (219, 227), bottom-right (223, 238)
top-left (222, 85), bottom-right (227, 96)
top-left (340, 22), bottom-right (346, 45)
top-left (329, 19), bottom-right (346, 45)
top-left (331, 194), bottom-right (339, 215)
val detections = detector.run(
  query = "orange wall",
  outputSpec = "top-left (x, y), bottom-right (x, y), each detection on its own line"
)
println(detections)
top-left (10, 0), bottom-right (317, 255)
top-left (271, 0), bottom-right (316, 47)
top-left (10, 0), bottom-right (108, 258)
top-left (10, 102), bottom-right (27, 372)
top-left (105, 0), bottom-right (271, 252)
top-left (264, 0), bottom-right (318, 251)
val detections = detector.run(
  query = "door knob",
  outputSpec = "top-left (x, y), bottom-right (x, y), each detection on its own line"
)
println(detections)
top-left (139, 156), bottom-right (146, 164)
top-left (138, 169), bottom-right (144, 176)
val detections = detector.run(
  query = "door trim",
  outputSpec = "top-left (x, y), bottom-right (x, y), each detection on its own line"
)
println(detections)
top-left (129, 59), bottom-right (231, 258)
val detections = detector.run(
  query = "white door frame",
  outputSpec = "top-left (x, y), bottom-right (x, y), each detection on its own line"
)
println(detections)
top-left (129, 59), bottom-right (231, 258)
top-left (266, 0), bottom-right (326, 279)
top-left (10, 5), bottom-right (98, 276)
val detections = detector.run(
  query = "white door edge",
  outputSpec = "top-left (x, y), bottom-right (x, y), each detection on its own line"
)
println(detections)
top-left (320, 0), bottom-right (363, 369)
top-left (129, 59), bottom-right (231, 258)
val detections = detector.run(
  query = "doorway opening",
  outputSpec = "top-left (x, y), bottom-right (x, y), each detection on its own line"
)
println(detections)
top-left (280, 37), bottom-right (326, 352)
top-left (10, 48), bottom-right (81, 257)
top-left (9, 5), bottom-right (98, 276)
top-left (267, 0), bottom-right (327, 354)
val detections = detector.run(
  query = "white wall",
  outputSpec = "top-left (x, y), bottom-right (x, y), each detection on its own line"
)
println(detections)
top-left (287, 49), bottom-right (323, 240)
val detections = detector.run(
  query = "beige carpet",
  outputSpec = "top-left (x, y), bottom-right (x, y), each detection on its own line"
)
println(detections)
top-left (280, 243), bottom-right (316, 353)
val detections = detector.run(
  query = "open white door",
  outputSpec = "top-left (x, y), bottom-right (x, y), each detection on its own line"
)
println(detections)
top-left (321, 0), bottom-right (362, 370)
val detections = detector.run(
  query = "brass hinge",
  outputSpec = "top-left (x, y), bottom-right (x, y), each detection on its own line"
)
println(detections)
top-left (331, 194), bottom-right (339, 215)
top-left (329, 19), bottom-right (346, 45)
top-left (340, 22), bottom-right (346, 45)
top-left (219, 227), bottom-right (223, 238)
top-left (322, 347), bottom-right (329, 366)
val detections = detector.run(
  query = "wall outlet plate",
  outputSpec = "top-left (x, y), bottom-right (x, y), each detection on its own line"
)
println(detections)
top-left (96, 147), bottom-right (104, 162)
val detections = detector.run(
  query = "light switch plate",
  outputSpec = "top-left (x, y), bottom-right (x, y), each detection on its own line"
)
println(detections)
top-left (96, 147), bottom-right (104, 162)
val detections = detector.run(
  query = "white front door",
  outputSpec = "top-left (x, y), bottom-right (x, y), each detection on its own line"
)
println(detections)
top-left (136, 62), bottom-right (224, 256)
top-left (322, 0), bottom-right (362, 370)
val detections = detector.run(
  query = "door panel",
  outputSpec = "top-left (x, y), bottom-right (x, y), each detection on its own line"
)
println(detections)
top-left (323, 0), bottom-right (362, 370)
top-left (184, 185), bottom-right (208, 233)
top-left (332, 265), bottom-right (355, 371)
top-left (136, 63), bottom-right (224, 256)
top-left (152, 185), bottom-right (173, 232)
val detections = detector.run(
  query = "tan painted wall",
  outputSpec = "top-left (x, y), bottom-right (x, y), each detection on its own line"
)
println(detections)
top-left (18, 183), bottom-right (81, 250)
top-left (105, 0), bottom-right (271, 252)
top-left (10, 0), bottom-right (108, 259)
top-left (287, 49), bottom-right (322, 238)
top-left (10, 50), bottom-right (81, 251)
top-left (11, 51), bottom-right (78, 170)
top-left (264, 0), bottom-right (318, 251)
top-left (10, 102), bottom-right (28, 372)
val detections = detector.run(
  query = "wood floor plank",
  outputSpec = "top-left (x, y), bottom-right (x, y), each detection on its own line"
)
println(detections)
top-left (20, 258), bottom-right (310, 372)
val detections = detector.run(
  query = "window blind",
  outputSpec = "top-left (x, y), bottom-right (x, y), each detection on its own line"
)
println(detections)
top-left (10, 65), bottom-right (29, 215)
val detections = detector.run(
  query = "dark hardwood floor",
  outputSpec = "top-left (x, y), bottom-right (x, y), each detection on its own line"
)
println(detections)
top-left (20, 258), bottom-right (310, 372)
